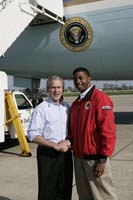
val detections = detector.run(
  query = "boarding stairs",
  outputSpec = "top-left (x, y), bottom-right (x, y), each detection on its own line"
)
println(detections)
top-left (0, 0), bottom-right (64, 57)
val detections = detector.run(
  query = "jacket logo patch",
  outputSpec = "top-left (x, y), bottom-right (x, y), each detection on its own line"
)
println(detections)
top-left (85, 101), bottom-right (92, 110)
top-left (102, 106), bottom-right (112, 110)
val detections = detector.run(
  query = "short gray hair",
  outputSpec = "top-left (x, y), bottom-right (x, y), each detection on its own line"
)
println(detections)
top-left (46, 75), bottom-right (64, 91)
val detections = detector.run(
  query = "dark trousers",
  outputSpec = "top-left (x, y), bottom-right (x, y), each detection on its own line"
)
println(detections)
top-left (37, 146), bottom-right (73, 200)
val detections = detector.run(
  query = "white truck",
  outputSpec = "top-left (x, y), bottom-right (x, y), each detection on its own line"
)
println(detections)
top-left (0, 71), bottom-right (33, 155)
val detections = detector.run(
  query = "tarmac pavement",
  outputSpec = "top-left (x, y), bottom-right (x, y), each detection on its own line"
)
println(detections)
top-left (0, 94), bottom-right (133, 200)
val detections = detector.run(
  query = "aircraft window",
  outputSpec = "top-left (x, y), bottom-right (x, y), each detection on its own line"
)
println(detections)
top-left (15, 94), bottom-right (32, 110)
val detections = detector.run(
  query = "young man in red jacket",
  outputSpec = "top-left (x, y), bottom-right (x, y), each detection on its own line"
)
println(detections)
top-left (68, 67), bottom-right (118, 200)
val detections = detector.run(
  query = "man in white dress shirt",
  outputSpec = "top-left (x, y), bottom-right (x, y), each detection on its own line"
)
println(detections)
top-left (28, 75), bottom-right (73, 200)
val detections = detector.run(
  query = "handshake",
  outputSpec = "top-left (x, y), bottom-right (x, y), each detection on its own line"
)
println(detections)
top-left (54, 139), bottom-right (71, 152)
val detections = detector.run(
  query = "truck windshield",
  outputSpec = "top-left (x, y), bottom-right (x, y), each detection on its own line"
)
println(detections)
top-left (15, 94), bottom-right (32, 110)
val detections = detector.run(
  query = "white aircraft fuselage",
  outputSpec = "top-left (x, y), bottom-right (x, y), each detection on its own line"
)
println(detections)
top-left (0, 0), bottom-right (133, 80)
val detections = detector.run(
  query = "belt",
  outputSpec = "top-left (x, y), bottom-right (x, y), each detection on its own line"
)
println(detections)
top-left (37, 145), bottom-right (73, 158)
top-left (37, 145), bottom-right (62, 157)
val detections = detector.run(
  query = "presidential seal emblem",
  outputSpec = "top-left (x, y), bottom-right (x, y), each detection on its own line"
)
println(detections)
top-left (60, 17), bottom-right (93, 52)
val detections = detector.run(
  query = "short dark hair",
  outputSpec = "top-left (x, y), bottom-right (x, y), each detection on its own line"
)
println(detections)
top-left (73, 67), bottom-right (91, 77)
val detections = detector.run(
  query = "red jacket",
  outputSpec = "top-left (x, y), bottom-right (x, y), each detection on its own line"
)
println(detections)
top-left (68, 86), bottom-right (116, 159)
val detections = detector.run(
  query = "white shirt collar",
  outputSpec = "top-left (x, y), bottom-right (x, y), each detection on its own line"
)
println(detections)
top-left (47, 97), bottom-right (63, 106)
top-left (80, 85), bottom-right (94, 99)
